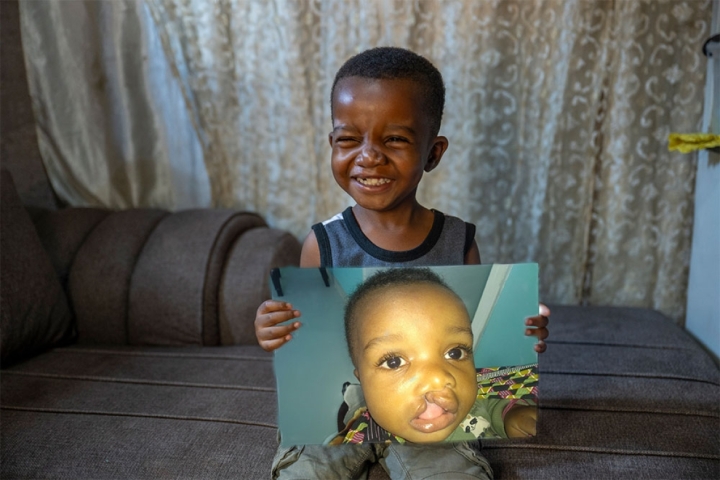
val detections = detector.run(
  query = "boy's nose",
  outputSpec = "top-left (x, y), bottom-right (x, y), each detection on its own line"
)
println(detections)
top-left (355, 143), bottom-right (385, 167)
top-left (416, 362), bottom-right (456, 394)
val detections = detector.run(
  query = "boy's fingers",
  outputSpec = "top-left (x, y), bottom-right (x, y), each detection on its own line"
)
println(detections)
top-left (525, 314), bottom-right (548, 328)
top-left (524, 305), bottom-right (550, 354)
top-left (254, 299), bottom-right (302, 350)
top-left (257, 322), bottom-right (301, 342)
top-left (257, 310), bottom-right (301, 328)
top-left (257, 300), bottom-right (294, 315)
top-left (525, 326), bottom-right (548, 340)
top-left (259, 334), bottom-right (293, 352)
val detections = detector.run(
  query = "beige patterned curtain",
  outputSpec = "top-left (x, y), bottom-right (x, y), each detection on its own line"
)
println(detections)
top-left (20, 0), bottom-right (710, 322)
top-left (19, 0), bottom-right (211, 210)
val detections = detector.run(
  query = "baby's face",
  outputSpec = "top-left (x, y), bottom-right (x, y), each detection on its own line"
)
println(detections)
top-left (352, 283), bottom-right (477, 443)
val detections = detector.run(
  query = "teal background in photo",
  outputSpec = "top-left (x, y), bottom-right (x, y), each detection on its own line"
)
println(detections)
top-left (473, 264), bottom-right (539, 367)
top-left (271, 268), bottom-right (357, 446)
top-left (272, 264), bottom-right (538, 445)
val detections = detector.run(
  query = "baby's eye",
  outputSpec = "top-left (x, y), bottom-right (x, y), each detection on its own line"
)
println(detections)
top-left (386, 136), bottom-right (408, 143)
top-left (445, 347), bottom-right (471, 361)
top-left (379, 356), bottom-right (406, 370)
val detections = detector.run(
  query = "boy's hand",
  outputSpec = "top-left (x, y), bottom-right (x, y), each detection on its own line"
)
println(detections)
top-left (255, 300), bottom-right (301, 352)
top-left (526, 304), bottom-right (550, 353)
top-left (503, 405), bottom-right (537, 438)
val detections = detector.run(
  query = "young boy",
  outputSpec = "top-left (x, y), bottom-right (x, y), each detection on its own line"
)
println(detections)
top-left (331, 267), bottom-right (536, 446)
top-left (256, 47), bottom-right (549, 479)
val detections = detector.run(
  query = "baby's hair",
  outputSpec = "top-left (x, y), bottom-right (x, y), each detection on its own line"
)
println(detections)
top-left (331, 47), bottom-right (445, 137)
top-left (344, 268), bottom-right (459, 366)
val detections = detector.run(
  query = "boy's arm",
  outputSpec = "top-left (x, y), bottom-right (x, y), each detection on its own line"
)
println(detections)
top-left (254, 232), bottom-right (321, 351)
top-left (477, 397), bottom-right (537, 438)
top-left (300, 230), bottom-right (322, 268)
top-left (503, 404), bottom-right (537, 438)
top-left (464, 239), bottom-right (481, 265)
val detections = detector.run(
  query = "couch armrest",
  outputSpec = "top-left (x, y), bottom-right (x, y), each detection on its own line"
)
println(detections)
top-left (219, 227), bottom-right (302, 345)
top-left (33, 208), bottom-right (301, 346)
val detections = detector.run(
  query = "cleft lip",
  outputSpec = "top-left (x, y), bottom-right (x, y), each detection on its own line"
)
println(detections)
top-left (423, 390), bottom-right (459, 415)
top-left (409, 394), bottom-right (459, 434)
top-left (410, 403), bottom-right (456, 433)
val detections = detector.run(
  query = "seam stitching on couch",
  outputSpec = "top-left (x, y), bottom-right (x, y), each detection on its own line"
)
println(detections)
top-left (2, 371), bottom-right (276, 392)
top-left (204, 212), bottom-right (246, 346)
top-left (540, 370), bottom-right (720, 386)
top-left (0, 406), bottom-right (278, 429)
top-left (66, 211), bottom-right (112, 289)
top-left (49, 347), bottom-right (272, 361)
top-left (480, 443), bottom-right (720, 460)
top-left (538, 403), bottom-right (720, 418)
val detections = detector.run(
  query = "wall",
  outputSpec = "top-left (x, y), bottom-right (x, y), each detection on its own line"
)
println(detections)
top-left (685, 2), bottom-right (720, 359)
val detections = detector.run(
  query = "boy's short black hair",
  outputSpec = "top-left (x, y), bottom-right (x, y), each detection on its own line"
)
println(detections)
top-left (344, 268), bottom-right (458, 366)
top-left (331, 47), bottom-right (446, 137)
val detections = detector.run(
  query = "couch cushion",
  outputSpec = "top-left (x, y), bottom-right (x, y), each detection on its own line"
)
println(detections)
top-left (0, 169), bottom-right (74, 366)
top-left (1, 412), bottom-right (277, 479)
top-left (1, 344), bottom-right (278, 478)
top-left (69, 209), bottom-right (169, 344)
top-left (482, 305), bottom-right (720, 479)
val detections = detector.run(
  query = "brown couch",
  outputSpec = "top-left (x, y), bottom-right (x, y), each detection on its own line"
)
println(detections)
top-left (0, 169), bottom-right (301, 478)
top-left (2, 168), bottom-right (719, 479)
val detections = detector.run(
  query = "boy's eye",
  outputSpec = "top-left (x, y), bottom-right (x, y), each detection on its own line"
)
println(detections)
top-left (378, 355), bottom-right (406, 370)
top-left (335, 136), bottom-right (359, 145)
top-left (445, 347), bottom-right (471, 361)
top-left (386, 136), bottom-right (408, 143)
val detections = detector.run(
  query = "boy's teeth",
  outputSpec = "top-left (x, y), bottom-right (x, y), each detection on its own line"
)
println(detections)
top-left (357, 177), bottom-right (390, 186)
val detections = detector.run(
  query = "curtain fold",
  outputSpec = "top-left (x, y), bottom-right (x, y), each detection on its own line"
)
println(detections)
top-left (20, 0), bottom-right (210, 210)
top-left (20, 0), bottom-right (710, 322)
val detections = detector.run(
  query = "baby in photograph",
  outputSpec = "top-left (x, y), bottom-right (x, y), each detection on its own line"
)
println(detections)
top-left (329, 267), bottom-right (536, 445)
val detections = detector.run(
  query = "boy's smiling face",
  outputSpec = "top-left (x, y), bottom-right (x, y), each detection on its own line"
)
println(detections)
top-left (351, 282), bottom-right (477, 443)
top-left (329, 77), bottom-right (448, 212)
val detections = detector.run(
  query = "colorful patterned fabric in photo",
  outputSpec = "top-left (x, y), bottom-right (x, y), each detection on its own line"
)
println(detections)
top-left (476, 364), bottom-right (538, 401)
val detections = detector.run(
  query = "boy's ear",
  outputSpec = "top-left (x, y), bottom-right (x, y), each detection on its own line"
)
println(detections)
top-left (353, 369), bottom-right (359, 380)
top-left (328, 132), bottom-right (333, 147)
top-left (424, 136), bottom-right (449, 172)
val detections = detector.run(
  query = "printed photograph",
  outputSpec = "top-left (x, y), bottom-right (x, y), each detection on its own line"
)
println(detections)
top-left (271, 264), bottom-right (539, 446)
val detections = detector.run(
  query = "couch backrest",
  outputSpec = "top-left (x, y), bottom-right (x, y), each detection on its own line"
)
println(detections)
top-left (31, 207), bottom-right (301, 346)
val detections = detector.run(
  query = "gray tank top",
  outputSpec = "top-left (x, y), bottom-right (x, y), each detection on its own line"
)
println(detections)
top-left (311, 207), bottom-right (476, 267)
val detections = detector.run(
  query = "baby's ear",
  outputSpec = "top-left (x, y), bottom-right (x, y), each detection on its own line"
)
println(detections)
top-left (424, 136), bottom-right (449, 172)
top-left (353, 369), bottom-right (359, 380)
